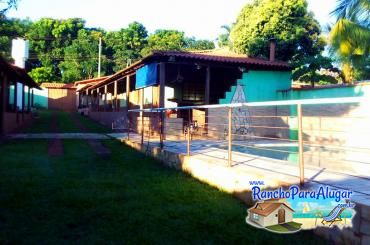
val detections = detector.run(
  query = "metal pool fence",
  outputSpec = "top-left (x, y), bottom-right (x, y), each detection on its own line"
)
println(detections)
top-left (127, 97), bottom-right (369, 185)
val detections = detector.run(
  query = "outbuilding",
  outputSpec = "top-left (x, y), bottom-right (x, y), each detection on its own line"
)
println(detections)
top-left (0, 57), bottom-right (40, 136)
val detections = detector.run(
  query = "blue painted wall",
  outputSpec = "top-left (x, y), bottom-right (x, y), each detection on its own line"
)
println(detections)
top-left (219, 70), bottom-right (292, 103)
top-left (277, 85), bottom-right (368, 101)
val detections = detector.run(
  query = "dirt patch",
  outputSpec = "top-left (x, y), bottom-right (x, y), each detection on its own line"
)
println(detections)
top-left (48, 111), bottom-right (64, 156)
top-left (69, 113), bottom-right (111, 158)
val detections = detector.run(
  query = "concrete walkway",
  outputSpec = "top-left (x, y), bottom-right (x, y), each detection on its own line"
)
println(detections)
top-left (8, 133), bottom-right (111, 140)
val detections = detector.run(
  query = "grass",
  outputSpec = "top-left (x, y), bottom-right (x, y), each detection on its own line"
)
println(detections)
top-left (288, 221), bottom-right (303, 229)
top-left (21, 109), bottom-right (79, 133)
top-left (21, 109), bottom-right (111, 133)
top-left (0, 139), bottom-right (324, 244)
top-left (266, 222), bottom-right (302, 233)
top-left (74, 112), bottom-right (112, 133)
top-left (0, 110), bottom-right (325, 244)
top-left (266, 224), bottom-right (290, 232)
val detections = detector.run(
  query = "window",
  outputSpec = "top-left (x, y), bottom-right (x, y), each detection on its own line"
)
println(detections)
top-left (143, 86), bottom-right (153, 105)
top-left (253, 213), bottom-right (259, 221)
top-left (182, 83), bottom-right (204, 102)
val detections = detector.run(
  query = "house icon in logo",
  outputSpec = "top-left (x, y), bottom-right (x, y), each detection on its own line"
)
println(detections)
top-left (247, 199), bottom-right (295, 228)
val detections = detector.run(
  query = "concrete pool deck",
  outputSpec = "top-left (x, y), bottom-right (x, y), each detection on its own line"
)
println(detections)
top-left (109, 132), bottom-right (370, 243)
top-left (108, 133), bottom-right (370, 205)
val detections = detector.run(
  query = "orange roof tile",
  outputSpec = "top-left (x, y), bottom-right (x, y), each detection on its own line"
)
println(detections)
top-left (249, 202), bottom-right (294, 216)
top-left (41, 83), bottom-right (76, 89)
top-left (74, 76), bottom-right (111, 86)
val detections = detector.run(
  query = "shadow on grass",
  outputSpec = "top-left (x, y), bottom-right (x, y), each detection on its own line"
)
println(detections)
top-left (0, 139), bottom-right (325, 244)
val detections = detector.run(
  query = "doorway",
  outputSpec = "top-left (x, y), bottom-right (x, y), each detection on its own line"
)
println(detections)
top-left (278, 208), bottom-right (285, 224)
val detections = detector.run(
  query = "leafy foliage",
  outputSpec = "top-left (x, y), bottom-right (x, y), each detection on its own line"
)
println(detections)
top-left (141, 29), bottom-right (186, 56)
top-left (0, 0), bottom-right (17, 15)
top-left (28, 66), bottom-right (57, 83)
top-left (217, 25), bottom-right (231, 48)
top-left (1, 16), bottom-right (215, 83)
top-left (329, 0), bottom-right (370, 82)
top-left (230, 0), bottom-right (325, 61)
top-left (58, 29), bottom-right (106, 82)
top-left (230, 0), bottom-right (338, 86)
top-left (0, 17), bottom-right (31, 59)
top-left (184, 37), bottom-right (215, 50)
top-left (105, 22), bottom-right (148, 71)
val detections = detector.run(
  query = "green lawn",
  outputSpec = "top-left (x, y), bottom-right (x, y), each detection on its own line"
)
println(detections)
top-left (266, 222), bottom-right (302, 233)
top-left (74, 112), bottom-right (112, 133)
top-left (22, 109), bottom-right (111, 133)
top-left (0, 111), bottom-right (325, 244)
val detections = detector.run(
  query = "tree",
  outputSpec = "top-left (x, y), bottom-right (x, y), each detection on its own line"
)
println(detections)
top-left (230, 0), bottom-right (335, 86)
top-left (0, 17), bottom-right (31, 59)
top-left (292, 55), bottom-right (343, 86)
top-left (230, 0), bottom-right (325, 61)
top-left (28, 66), bottom-right (56, 83)
top-left (184, 37), bottom-right (215, 50)
top-left (26, 18), bottom-right (86, 81)
top-left (26, 18), bottom-right (85, 63)
top-left (59, 29), bottom-right (106, 82)
top-left (0, 0), bottom-right (17, 15)
top-left (105, 22), bottom-right (148, 71)
top-left (217, 25), bottom-right (231, 48)
top-left (329, 0), bottom-right (370, 82)
top-left (141, 29), bottom-right (186, 56)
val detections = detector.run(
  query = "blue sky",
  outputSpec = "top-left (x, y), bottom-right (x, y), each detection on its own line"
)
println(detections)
top-left (7, 0), bottom-right (337, 40)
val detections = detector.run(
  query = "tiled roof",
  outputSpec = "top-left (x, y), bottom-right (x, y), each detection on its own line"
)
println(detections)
top-left (74, 76), bottom-right (111, 86)
top-left (249, 202), bottom-right (294, 216)
top-left (87, 50), bottom-right (291, 91)
top-left (41, 83), bottom-right (76, 89)
top-left (0, 57), bottom-right (40, 89)
top-left (152, 50), bottom-right (290, 68)
top-left (76, 82), bottom-right (96, 92)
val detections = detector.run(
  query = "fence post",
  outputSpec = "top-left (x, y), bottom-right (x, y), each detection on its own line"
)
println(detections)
top-left (228, 107), bottom-right (232, 167)
top-left (297, 103), bottom-right (305, 186)
top-left (141, 110), bottom-right (144, 145)
top-left (160, 110), bottom-right (164, 149)
top-left (187, 109), bottom-right (191, 156)
top-left (127, 113), bottom-right (130, 141)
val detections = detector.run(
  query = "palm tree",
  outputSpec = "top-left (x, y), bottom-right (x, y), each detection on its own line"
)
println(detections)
top-left (217, 25), bottom-right (231, 48)
top-left (314, 209), bottom-right (323, 226)
top-left (0, 0), bottom-right (18, 15)
top-left (329, 0), bottom-right (370, 82)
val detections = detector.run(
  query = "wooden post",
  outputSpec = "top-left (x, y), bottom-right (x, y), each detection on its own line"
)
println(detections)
top-left (127, 115), bottom-right (130, 140)
top-left (160, 110), bottom-right (164, 149)
top-left (205, 66), bottom-right (210, 135)
top-left (159, 63), bottom-right (166, 142)
top-left (96, 88), bottom-right (100, 111)
top-left (140, 89), bottom-right (144, 145)
top-left (114, 80), bottom-right (118, 111)
top-left (13, 82), bottom-right (17, 112)
top-left (297, 104), bottom-right (305, 186)
top-left (27, 86), bottom-right (31, 112)
top-left (187, 109), bottom-right (191, 156)
top-left (21, 84), bottom-right (25, 121)
top-left (0, 74), bottom-right (7, 137)
top-left (228, 107), bottom-right (232, 167)
top-left (159, 63), bottom-right (166, 108)
top-left (104, 85), bottom-right (107, 111)
top-left (31, 88), bottom-right (34, 107)
top-left (126, 76), bottom-right (131, 137)
top-left (205, 66), bottom-right (210, 104)
top-left (86, 89), bottom-right (90, 109)
top-left (126, 76), bottom-right (130, 111)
